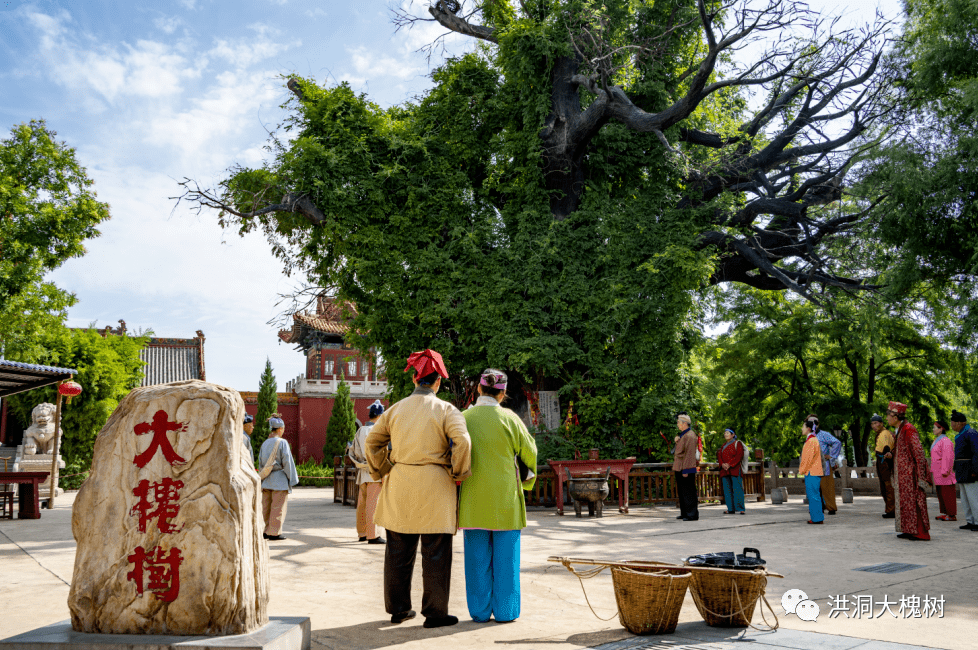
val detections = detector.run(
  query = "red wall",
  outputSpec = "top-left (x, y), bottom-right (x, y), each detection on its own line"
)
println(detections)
top-left (243, 395), bottom-right (387, 464)
top-left (243, 403), bottom-right (300, 452)
top-left (298, 398), bottom-right (333, 463)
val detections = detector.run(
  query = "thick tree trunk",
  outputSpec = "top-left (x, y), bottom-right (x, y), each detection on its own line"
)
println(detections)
top-left (856, 356), bottom-right (878, 467)
top-left (540, 57), bottom-right (608, 220)
top-left (842, 347), bottom-right (864, 467)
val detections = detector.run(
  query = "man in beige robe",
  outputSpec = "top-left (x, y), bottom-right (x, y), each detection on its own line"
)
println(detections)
top-left (366, 349), bottom-right (472, 628)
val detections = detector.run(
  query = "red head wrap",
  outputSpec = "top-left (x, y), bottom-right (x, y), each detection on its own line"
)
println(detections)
top-left (404, 349), bottom-right (449, 379)
top-left (887, 401), bottom-right (907, 415)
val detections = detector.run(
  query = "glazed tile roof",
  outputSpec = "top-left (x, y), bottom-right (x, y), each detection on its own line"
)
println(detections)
top-left (0, 359), bottom-right (77, 398)
top-left (277, 298), bottom-right (357, 344)
top-left (139, 339), bottom-right (205, 386)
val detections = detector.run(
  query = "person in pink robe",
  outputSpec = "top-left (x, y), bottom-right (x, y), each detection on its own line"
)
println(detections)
top-left (931, 420), bottom-right (957, 521)
top-left (886, 401), bottom-right (931, 541)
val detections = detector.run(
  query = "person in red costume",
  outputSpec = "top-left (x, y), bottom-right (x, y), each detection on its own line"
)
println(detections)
top-left (885, 401), bottom-right (932, 541)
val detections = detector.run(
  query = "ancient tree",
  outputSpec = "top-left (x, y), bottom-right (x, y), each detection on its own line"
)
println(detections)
top-left (401, 0), bottom-right (892, 300)
top-left (179, 0), bottom-right (895, 453)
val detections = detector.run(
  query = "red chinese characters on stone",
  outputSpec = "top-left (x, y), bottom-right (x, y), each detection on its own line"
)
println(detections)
top-left (130, 478), bottom-right (184, 534)
top-left (127, 410), bottom-right (190, 602)
top-left (127, 546), bottom-right (184, 602)
top-left (133, 410), bottom-right (187, 468)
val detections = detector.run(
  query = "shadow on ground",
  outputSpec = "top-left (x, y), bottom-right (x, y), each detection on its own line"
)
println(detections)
top-left (311, 619), bottom-right (478, 650)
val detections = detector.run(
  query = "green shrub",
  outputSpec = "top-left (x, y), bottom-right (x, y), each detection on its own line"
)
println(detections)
top-left (295, 460), bottom-right (334, 487)
top-left (60, 457), bottom-right (90, 491)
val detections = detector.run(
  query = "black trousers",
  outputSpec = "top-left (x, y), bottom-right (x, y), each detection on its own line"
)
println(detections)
top-left (676, 471), bottom-right (699, 519)
top-left (384, 530), bottom-right (453, 618)
top-left (877, 458), bottom-right (895, 514)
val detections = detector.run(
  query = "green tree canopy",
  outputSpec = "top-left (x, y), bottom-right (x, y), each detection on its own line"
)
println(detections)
top-left (0, 120), bottom-right (111, 361)
top-left (863, 0), bottom-right (978, 340)
top-left (7, 328), bottom-right (147, 487)
top-left (182, 0), bottom-right (895, 458)
top-left (699, 285), bottom-right (965, 467)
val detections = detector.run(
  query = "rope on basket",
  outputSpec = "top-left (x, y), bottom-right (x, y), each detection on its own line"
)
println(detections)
top-left (690, 572), bottom-right (780, 632)
top-left (559, 558), bottom-right (618, 621)
top-left (615, 565), bottom-right (680, 631)
top-left (745, 580), bottom-right (780, 632)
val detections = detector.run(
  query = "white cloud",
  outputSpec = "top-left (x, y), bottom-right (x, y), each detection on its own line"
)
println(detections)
top-left (209, 37), bottom-right (287, 69)
top-left (6, 1), bottom-right (467, 390)
top-left (139, 70), bottom-right (283, 169)
top-left (25, 11), bottom-right (202, 102)
top-left (348, 45), bottom-right (421, 81)
top-left (336, 73), bottom-right (368, 88)
top-left (154, 16), bottom-right (183, 35)
top-left (49, 161), bottom-right (309, 391)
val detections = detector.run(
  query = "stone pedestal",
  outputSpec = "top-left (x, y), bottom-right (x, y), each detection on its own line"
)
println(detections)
top-left (13, 452), bottom-right (64, 498)
top-left (0, 617), bottom-right (309, 650)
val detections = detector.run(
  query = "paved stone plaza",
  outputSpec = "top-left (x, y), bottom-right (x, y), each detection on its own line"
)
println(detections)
top-left (2, 490), bottom-right (975, 650)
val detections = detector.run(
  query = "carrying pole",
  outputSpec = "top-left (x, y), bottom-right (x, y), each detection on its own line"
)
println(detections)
top-left (547, 556), bottom-right (783, 578)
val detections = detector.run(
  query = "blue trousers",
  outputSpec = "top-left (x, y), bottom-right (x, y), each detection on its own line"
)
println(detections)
top-left (721, 475), bottom-right (745, 512)
top-left (463, 529), bottom-right (521, 622)
top-left (805, 474), bottom-right (824, 522)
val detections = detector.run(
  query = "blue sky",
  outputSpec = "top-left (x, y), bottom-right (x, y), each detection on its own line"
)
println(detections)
top-left (0, 0), bottom-right (900, 391)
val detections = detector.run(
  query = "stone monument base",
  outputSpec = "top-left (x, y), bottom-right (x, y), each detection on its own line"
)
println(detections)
top-left (0, 617), bottom-right (310, 650)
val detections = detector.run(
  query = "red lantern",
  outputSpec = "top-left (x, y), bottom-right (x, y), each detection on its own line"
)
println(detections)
top-left (59, 380), bottom-right (82, 404)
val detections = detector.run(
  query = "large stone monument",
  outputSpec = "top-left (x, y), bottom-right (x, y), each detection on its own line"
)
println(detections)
top-left (67, 380), bottom-right (268, 635)
top-left (14, 403), bottom-right (65, 498)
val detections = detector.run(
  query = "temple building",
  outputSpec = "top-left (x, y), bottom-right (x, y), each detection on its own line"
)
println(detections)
top-left (95, 320), bottom-right (207, 387)
top-left (241, 296), bottom-right (387, 463)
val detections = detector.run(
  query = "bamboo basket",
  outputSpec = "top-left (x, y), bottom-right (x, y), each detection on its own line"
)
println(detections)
top-left (685, 565), bottom-right (768, 627)
top-left (611, 564), bottom-right (690, 635)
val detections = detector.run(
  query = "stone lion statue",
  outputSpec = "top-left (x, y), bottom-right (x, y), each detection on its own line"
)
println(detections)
top-left (23, 403), bottom-right (61, 455)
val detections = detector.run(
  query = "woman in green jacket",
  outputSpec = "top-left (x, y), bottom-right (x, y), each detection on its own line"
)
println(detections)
top-left (458, 369), bottom-right (537, 623)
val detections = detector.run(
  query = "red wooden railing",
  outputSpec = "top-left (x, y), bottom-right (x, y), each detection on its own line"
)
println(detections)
top-left (332, 458), bottom-right (766, 509)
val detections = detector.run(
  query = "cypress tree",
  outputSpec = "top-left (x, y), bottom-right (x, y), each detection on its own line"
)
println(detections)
top-left (253, 358), bottom-right (277, 456)
top-left (324, 372), bottom-right (358, 464)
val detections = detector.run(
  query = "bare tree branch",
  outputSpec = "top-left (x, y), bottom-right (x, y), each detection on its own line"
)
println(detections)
top-left (173, 177), bottom-right (326, 225)
top-left (427, 0), bottom-right (498, 43)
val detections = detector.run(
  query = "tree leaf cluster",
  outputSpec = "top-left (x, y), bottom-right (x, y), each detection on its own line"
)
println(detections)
top-left (6, 328), bottom-right (148, 482)
top-left (0, 120), bottom-right (111, 360)
top-left (323, 374), bottom-right (358, 463)
top-left (699, 286), bottom-right (967, 467)
top-left (863, 0), bottom-right (978, 341)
